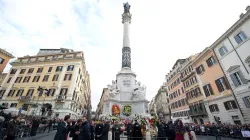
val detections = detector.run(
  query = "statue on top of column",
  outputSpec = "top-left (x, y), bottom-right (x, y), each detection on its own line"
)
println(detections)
top-left (123, 2), bottom-right (131, 13)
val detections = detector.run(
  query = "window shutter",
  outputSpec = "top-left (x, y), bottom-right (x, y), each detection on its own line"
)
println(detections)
top-left (215, 104), bottom-right (219, 111)
top-left (203, 86), bottom-right (208, 97)
top-left (238, 71), bottom-right (247, 84)
top-left (64, 74), bottom-right (67, 81)
top-left (234, 35), bottom-right (241, 44)
top-left (241, 31), bottom-right (247, 40)
top-left (230, 74), bottom-right (239, 87)
top-left (196, 67), bottom-right (200, 74)
top-left (208, 84), bottom-right (214, 95)
top-left (224, 102), bottom-right (229, 110)
top-left (201, 64), bottom-right (205, 72)
top-left (231, 101), bottom-right (238, 109)
top-left (222, 76), bottom-right (231, 90)
top-left (242, 97), bottom-right (250, 108)
top-left (206, 59), bottom-right (211, 67)
top-left (215, 79), bottom-right (222, 92)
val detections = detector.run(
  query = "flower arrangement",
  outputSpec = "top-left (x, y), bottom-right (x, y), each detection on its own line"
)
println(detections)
top-left (112, 104), bottom-right (120, 116)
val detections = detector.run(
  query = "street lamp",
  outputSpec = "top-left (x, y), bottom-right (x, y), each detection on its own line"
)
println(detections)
top-left (33, 86), bottom-right (49, 116)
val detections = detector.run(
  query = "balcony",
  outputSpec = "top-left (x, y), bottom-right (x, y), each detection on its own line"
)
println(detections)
top-left (190, 110), bottom-right (207, 116)
top-left (18, 96), bottom-right (32, 102)
top-left (55, 95), bottom-right (67, 102)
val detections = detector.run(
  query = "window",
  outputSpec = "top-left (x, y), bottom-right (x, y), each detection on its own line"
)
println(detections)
top-left (43, 75), bottom-right (50, 82)
top-left (215, 77), bottom-right (230, 92)
top-left (32, 76), bottom-right (40, 82)
top-left (48, 89), bottom-right (56, 96)
top-left (37, 68), bottom-right (43, 73)
top-left (23, 76), bottom-right (31, 83)
top-left (28, 68), bottom-right (34, 73)
top-left (7, 90), bottom-right (15, 97)
top-left (224, 100), bottom-right (238, 110)
top-left (203, 84), bottom-right (214, 97)
top-left (67, 65), bottom-right (74, 71)
top-left (234, 31), bottom-right (247, 44)
top-left (15, 77), bottom-right (22, 83)
top-left (0, 57), bottom-right (4, 64)
top-left (16, 89), bottom-right (24, 96)
top-left (196, 64), bottom-right (205, 74)
top-left (10, 69), bottom-right (17, 74)
top-left (209, 104), bottom-right (219, 112)
top-left (242, 96), bottom-right (250, 108)
top-left (56, 66), bottom-right (63, 72)
top-left (64, 74), bottom-right (72, 81)
top-left (52, 55), bottom-right (57, 60)
top-left (52, 74), bottom-right (59, 81)
top-left (20, 69), bottom-right (26, 74)
top-left (181, 87), bottom-right (184, 93)
top-left (60, 88), bottom-right (68, 96)
top-left (219, 46), bottom-right (228, 56)
top-left (7, 77), bottom-right (12, 83)
top-left (26, 89), bottom-right (34, 96)
top-left (0, 90), bottom-right (6, 97)
top-left (10, 103), bottom-right (17, 107)
top-left (206, 56), bottom-right (216, 67)
top-left (230, 71), bottom-right (246, 87)
top-left (48, 67), bottom-right (53, 72)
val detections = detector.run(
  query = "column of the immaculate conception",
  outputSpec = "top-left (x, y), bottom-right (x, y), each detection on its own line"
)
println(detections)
top-left (101, 2), bottom-right (149, 119)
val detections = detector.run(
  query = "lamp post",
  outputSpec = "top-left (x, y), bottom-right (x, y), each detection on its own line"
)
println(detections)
top-left (33, 86), bottom-right (49, 116)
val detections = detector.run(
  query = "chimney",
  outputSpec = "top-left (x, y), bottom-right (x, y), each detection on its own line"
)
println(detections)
top-left (240, 13), bottom-right (244, 18)
top-left (246, 5), bottom-right (250, 12)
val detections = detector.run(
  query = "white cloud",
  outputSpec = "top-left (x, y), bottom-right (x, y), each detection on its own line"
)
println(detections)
top-left (0, 0), bottom-right (249, 110)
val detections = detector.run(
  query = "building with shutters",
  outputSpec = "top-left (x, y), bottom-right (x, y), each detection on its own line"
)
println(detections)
top-left (0, 48), bottom-right (15, 74)
top-left (95, 88), bottom-right (108, 119)
top-left (211, 6), bottom-right (250, 123)
top-left (179, 54), bottom-right (209, 124)
top-left (166, 59), bottom-right (192, 123)
top-left (193, 47), bottom-right (244, 124)
top-left (154, 84), bottom-right (171, 122)
top-left (0, 48), bottom-right (91, 119)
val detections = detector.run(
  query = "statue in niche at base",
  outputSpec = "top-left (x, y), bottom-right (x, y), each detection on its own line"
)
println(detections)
top-left (131, 81), bottom-right (146, 100)
top-left (107, 80), bottom-right (120, 98)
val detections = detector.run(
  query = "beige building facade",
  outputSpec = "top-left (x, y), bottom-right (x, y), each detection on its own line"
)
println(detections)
top-left (95, 88), bottom-right (108, 119)
top-left (0, 48), bottom-right (15, 74)
top-left (0, 48), bottom-right (91, 119)
top-left (166, 59), bottom-right (191, 123)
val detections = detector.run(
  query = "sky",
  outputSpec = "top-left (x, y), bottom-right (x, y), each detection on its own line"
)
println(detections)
top-left (0, 0), bottom-right (249, 110)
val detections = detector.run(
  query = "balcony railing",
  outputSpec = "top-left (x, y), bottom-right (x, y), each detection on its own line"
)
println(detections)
top-left (18, 96), bottom-right (32, 102)
top-left (190, 110), bottom-right (207, 116)
top-left (55, 95), bottom-right (67, 101)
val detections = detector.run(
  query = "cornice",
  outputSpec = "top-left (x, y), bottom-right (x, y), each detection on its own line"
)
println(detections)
top-left (210, 10), bottom-right (250, 49)
top-left (192, 47), bottom-right (211, 66)
top-left (0, 48), bottom-right (15, 58)
top-left (18, 51), bottom-right (83, 59)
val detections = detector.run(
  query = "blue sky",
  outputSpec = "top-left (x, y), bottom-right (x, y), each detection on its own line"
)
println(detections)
top-left (0, 0), bottom-right (249, 110)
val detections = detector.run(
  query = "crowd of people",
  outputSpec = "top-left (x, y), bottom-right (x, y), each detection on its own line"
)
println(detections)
top-left (1, 111), bottom-right (250, 140)
top-left (54, 115), bottom-right (250, 140)
top-left (0, 111), bottom-right (60, 140)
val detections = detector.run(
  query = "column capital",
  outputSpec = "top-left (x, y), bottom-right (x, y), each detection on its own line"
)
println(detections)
top-left (122, 13), bottom-right (132, 24)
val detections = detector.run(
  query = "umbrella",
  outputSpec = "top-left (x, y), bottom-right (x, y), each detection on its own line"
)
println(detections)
top-left (0, 105), bottom-right (7, 110)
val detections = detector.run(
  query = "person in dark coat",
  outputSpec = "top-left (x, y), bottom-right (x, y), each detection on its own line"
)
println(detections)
top-left (167, 120), bottom-right (176, 140)
top-left (101, 120), bottom-right (110, 140)
top-left (4, 116), bottom-right (19, 140)
top-left (112, 121), bottom-right (123, 140)
top-left (126, 120), bottom-right (133, 140)
top-left (54, 115), bottom-right (71, 140)
top-left (90, 120), bottom-right (95, 140)
top-left (157, 120), bottom-right (166, 140)
top-left (78, 116), bottom-right (91, 140)
top-left (95, 120), bottom-right (104, 140)
top-left (132, 120), bottom-right (142, 140)
top-left (69, 119), bottom-right (82, 140)
top-left (163, 121), bottom-right (169, 138)
top-left (30, 118), bottom-right (39, 136)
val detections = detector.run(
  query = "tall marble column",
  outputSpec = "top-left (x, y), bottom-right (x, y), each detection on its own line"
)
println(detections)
top-left (122, 3), bottom-right (132, 69)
